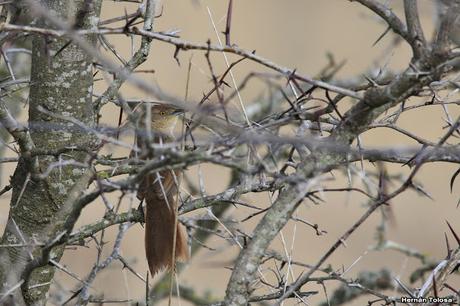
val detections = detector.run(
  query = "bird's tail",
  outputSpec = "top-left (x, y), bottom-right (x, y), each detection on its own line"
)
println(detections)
top-left (144, 189), bottom-right (189, 276)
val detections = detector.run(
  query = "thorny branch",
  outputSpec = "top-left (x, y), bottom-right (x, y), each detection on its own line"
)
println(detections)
top-left (0, 0), bottom-right (459, 305)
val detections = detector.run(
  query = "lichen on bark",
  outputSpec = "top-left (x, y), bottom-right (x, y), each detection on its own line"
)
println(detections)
top-left (0, 0), bottom-right (102, 304)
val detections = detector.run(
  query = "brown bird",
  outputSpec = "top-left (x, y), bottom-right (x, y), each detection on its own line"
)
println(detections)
top-left (133, 104), bottom-right (189, 276)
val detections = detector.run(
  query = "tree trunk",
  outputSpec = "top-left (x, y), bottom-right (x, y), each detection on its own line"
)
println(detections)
top-left (0, 1), bottom-right (101, 304)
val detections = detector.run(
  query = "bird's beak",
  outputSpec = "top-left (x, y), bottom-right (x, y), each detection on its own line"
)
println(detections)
top-left (172, 109), bottom-right (185, 116)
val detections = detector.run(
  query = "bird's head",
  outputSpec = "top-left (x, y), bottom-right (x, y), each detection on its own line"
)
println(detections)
top-left (139, 104), bottom-right (184, 136)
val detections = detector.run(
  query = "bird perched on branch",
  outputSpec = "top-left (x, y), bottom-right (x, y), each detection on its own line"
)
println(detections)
top-left (133, 104), bottom-right (189, 276)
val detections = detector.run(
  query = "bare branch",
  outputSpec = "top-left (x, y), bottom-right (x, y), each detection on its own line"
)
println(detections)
top-left (404, 0), bottom-right (427, 58)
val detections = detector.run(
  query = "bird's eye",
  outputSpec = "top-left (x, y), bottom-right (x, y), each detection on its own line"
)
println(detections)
top-left (160, 111), bottom-right (166, 116)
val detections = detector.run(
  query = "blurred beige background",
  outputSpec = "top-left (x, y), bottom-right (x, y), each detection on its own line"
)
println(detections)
top-left (1, 0), bottom-right (459, 305)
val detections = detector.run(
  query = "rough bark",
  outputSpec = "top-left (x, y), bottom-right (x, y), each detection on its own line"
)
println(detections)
top-left (0, 0), bottom-right (101, 304)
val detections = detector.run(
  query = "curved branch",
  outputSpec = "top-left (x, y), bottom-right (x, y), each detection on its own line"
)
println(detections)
top-left (350, 0), bottom-right (410, 42)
